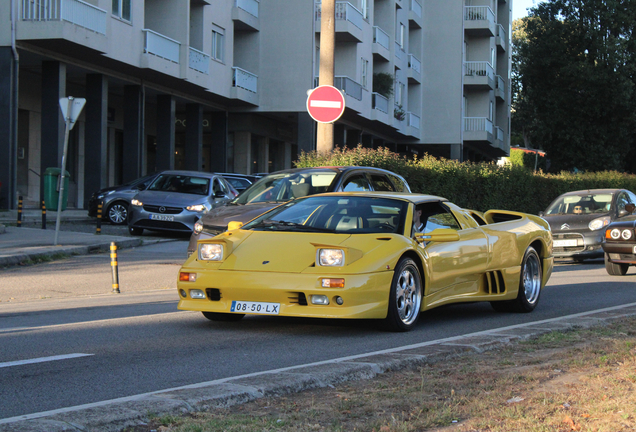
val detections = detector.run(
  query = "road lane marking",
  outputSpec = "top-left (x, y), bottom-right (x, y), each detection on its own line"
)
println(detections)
top-left (3, 301), bottom-right (636, 425)
top-left (0, 353), bottom-right (93, 369)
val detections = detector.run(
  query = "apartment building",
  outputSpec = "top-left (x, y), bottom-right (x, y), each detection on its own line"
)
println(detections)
top-left (0, 0), bottom-right (511, 210)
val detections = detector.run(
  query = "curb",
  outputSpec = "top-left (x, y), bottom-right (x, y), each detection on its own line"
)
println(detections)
top-left (3, 303), bottom-right (636, 432)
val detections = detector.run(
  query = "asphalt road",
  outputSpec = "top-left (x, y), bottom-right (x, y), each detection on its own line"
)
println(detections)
top-left (1, 250), bottom-right (635, 420)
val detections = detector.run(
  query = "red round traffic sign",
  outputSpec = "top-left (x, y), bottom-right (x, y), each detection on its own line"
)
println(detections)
top-left (306, 85), bottom-right (346, 123)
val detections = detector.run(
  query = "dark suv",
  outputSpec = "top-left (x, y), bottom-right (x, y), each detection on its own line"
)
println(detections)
top-left (186, 166), bottom-right (411, 256)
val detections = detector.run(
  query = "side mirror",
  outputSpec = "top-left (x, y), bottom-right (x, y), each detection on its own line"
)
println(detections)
top-left (227, 221), bottom-right (244, 231)
top-left (214, 190), bottom-right (226, 199)
top-left (626, 203), bottom-right (636, 214)
top-left (415, 228), bottom-right (460, 243)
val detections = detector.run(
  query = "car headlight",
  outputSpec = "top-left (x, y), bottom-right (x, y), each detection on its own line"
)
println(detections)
top-left (608, 228), bottom-right (633, 240)
top-left (194, 221), bottom-right (203, 234)
top-left (318, 249), bottom-right (344, 266)
top-left (131, 198), bottom-right (143, 206)
top-left (589, 216), bottom-right (611, 231)
top-left (199, 243), bottom-right (223, 261)
top-left (186, 204), bottom-right (207, 212)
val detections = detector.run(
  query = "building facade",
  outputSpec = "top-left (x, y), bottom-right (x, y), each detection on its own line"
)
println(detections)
top-left (0, 0), bottom-right (511, 210)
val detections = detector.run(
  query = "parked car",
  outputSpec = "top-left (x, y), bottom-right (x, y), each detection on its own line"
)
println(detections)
top-left (88, 174), bottom-right (159, 225)
top-left (127, 171), bottom-right (238, 236)
top-left (601, 203), bottom-right (636, 275)
top-left (218, 173), bottom-right (261, 193)
top-left (186, 166), bottom-right (411, 256)
top-left (178, 192), bottom-right (553, 331)
top-left (540, 188), bottom-right (636, 261)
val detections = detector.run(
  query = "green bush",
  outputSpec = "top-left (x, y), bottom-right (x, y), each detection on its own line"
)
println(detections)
top-left (295, 145), bottom-right (636, 214)
top-left (508, 148), bottom-right (547, 172)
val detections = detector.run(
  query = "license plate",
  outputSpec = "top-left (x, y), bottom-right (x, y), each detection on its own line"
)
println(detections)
top-left (554, 239), bottom-right (578, 247)
top-left (231, 301), bottom-right (280, 315)
top-left (150, 214), bottom-right (174, 221)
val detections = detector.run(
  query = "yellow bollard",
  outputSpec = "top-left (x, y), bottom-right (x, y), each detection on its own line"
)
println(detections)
top-left (96, 202), bottom-right (103, 234)
top-left (110, 242), bottom-right (120, 293)
top-left (17, 196), bottom-right (23, 227)
top-left (41, 200), bottom-right (47, 229)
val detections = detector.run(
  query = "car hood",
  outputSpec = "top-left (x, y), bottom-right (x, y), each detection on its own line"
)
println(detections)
top-left (218, 231), bottom-right (352, 273)
top-left (543, 213), bottom-right (609, 233)
top-left (199, 203), bottom-right (279, 227)
top-left (606, 216), bottom-right (636, 229)
top-left (135, 190), bottom-right (207, 206)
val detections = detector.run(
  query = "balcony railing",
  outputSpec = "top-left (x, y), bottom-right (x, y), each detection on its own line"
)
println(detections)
top-left (464, 61), bottom-right (494, 80)
top-left (464, 6), bottom-right (495, 23)
top-left (235, 0), bottom-right (259, 17)
top-left (464, 117), bottom-right (493, 134)
top-left (372, 92), bottom-right (388, 113)
top-left (395, 41), bottom-right (404, 59)
top-left (233, 67), bottom-right (258, 93)
top-left (334, 76), bottom-right (362, 101)
top-left (21, 0), bottom-right (107, 34)
top-left (410, 0), bottom-right (422, 18)
top-left (407, 112), bottom-right (420, 129)
top-left (143, 29), bottom-right (181, 63)
top-left (315, 2), bottom-right (364, 30)
top-left (495, 126), bottom-right (504, 142)
top-left (496, 75), bottom-right (505, 92)
top-left (189, 47), bottom-right (210, 74)
top-left (497, 24), bottom-right (506, 49)
top-left (373, 26), bottom-right (390, 50)
top-left (408, 54), bottom-right (421, 74)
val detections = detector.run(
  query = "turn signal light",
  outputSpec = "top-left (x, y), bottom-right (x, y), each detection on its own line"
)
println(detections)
top-left (179, 272), bottom-right (197, 282)
top-left (321, 278), bottom-right (344, 288)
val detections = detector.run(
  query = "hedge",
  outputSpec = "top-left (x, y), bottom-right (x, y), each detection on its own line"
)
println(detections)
top-left (294, 146), bottom-right (636, 215)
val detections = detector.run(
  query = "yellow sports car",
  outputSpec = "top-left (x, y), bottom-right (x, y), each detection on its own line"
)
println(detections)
top-left (177, 192), bottom-right (553, 331)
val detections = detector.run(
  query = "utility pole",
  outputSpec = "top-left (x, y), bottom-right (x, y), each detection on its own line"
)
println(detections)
top-left (316, 0), bottom-right (335, 154)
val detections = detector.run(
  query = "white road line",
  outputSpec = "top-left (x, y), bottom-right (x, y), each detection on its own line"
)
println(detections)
top-left (0, 353), bottom-right (93, 369)
top-left (3, 301), bottom-right (636, 425)
top-left (309, 100), bottom-right (341, 108)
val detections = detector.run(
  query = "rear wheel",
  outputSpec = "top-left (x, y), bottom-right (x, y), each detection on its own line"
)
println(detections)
top-left (605, 253), bottom-right (629, 276)
top-left (129, 226), bottom-right (143, 236)
top-left (491, 246), bottom-right (542, 313)
top-left (202, 312), bottom-right (245, 322)
top-left (107, 201), bottom-right (128, 225)
top-left (384, 258), bottom-right (422, 332)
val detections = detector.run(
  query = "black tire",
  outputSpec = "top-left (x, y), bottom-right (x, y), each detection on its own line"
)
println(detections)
top-left (129, 226), bottom-right (143, 236)
top-left (107, 201), bottom-right (129, 225)
top-left (605, 253), bottom-right (629, 276)
top-left (202, 311), bottom-right (245, 322)
top-left (491, 246), bottom-right (542, 313)
top-left (384, 257), bottom-right (422, 332)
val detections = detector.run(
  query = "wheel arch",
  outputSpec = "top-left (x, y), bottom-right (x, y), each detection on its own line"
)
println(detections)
top-left (398, 249), bottom-right (426, 290)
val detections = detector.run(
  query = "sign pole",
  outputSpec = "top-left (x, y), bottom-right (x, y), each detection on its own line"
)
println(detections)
top-left (54, 97), bottom-right (73, 246)
top-left (316, 0), bottom-right (335, 154)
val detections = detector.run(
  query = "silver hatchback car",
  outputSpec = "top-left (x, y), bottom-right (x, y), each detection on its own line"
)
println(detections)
top-left (127, 171), bottom-right (238, 236)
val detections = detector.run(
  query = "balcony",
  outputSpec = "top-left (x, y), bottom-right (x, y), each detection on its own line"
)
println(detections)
top-left (371, 92), bottom-right (390, 124)
top-left (464, 61), bottom-right (495, 90)
top-left (372, 26), bottom-right (391, 62)
top-left (495, 126), bottom-right (505, 150)
top-left (495, 75), bottom-right (505, 100)
top-left (409, 0), bottom-right (422, 28)
top-left (233, 0), bottom-right (259, 31)
top-left (407, 54), bottom-right (421, 83)
top-left (315, 2), bottom-right (364, 43)
top-left (189, 47), bottom-right (210, 74)
top-left (334, 76), bottom-right (362, 101)
top-left (464, 6), bottom-right (496, 37)
top-left (395, 41), bottom-right (404, 61)
top-left (496, 24), bottom-right (507, 51)
top-left (231, 67), bottom-right (258, 105)
top-left (20, 0), bottom-right (107, 34)
top-left (407, 112), bottom-right (421, 138)
top-left (464, 117), bottom-right (494, 143)
top-left (143, 29), bottom-right (180, 63)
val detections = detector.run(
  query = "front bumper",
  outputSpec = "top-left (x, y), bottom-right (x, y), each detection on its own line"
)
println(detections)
top-left (602, 242), bottom-right (636, 264)
top-left (128, 206), bottom-right (200, 233)
top-left (551, 231), bottom-right (604, 259)
top-left (177, 268), bottom-right (394, 319)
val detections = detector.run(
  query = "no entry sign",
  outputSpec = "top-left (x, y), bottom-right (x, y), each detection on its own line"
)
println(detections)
top-left (306, 85), bottom-right (346, 123)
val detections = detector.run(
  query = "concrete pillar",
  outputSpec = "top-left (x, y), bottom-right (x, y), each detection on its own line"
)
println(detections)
top-left (451, 143), bottom-right (463, 161)
top-left (84, 74), bottom-right (108, 207)
top-left (297, 113), bottom-right (315, 155)
top-left (0, 47), bottom-right (17, 209)
top-left (185, 103), bottom-right (203, 171)
top-left (40, 61), bottom-right (66, 198)
top-left (258, 137), bottom-right (269, 173)
top-left (209, 111), bottom-right (226, 173)
top-left (156, 95), bottom-right (175, 171)
top-left (123, 85), bottom-right (144, 180)
top-left (233, 131), bottom-right (250, 174)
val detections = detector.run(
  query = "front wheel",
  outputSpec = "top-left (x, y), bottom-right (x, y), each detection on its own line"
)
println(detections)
top-left (202, 312), bottom-right (245, 322)
top-left (107, 201), bottom-right (129, 225)
top-left (384, 258), bottom-right (422, 332)
top-left (605, 253), bottom-right (629, 276)
top-left (491, 246), bottom-right (542, 313)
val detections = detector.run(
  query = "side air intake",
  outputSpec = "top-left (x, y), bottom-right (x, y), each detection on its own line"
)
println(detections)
top-left (483, 271), bottom-right (506, 294)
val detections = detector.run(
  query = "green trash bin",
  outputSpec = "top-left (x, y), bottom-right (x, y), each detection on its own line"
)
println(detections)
top-left (43, 167), bottom-right (70, 211)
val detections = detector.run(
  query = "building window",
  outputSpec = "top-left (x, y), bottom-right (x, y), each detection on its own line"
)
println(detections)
top-left (361, 58), bottom-right (369, 88)
top-left (360, 0), bottom-right (368, 19)
top-left (112, 0), bottom-right (131, 21)
top-left (397, 23), bottom-right (405, 48)
top-left (212, 29), bottom-right (225, 62)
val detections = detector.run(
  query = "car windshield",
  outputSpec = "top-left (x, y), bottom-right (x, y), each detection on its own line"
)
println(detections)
top-left (242, 195), bottom-right (407, 234)
top-left (232, 170), bottom-right (338, 204)
top-left (545, 193), bottom-right (613, 215)
top-left (148, 174), bottom-right (210, 195)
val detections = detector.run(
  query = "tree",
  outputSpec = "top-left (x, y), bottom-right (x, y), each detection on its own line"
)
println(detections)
top-left (514, 0), bottom-right (636, 172)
